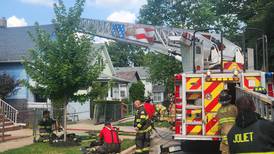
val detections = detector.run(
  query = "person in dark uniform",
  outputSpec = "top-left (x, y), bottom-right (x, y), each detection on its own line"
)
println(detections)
top-left (38, 110), bottom-right (58, 142)
top-left (227, 96), bottom-right (274, 153)
top-left (134, 100), bottom-right (152, 154)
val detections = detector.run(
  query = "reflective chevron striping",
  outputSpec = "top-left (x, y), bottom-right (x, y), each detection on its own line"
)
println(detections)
top-left (186, 77), bottom-right (202, 90)
top-left (223, 61), bottom-right (243, 71)
top-left (205, 113), bottom-right (219, 136)
top-left (186, 125), bottom-right (202, 135)
top-left (244, 76), bottom-right (261, 89)
top-left (204, 82), bottom-right (224, 112)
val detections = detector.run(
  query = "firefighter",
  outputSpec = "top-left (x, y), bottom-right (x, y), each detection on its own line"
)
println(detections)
top-left (81, 122), bottom-right (121, 154)
top-left (134, 100), bottom-right (152, 154)
top-left (38, 110), bottom-right (58, 142)
top-left (216, 90), bottom-right (237, 154)
top-left (155, 103), bottom-right (167, 121)
top-left (227, 96), bottom-right (274, 153)
top-left (96, 122), bottom-right (121, 154)
top-left (143, 97), bottom-right (155, 120)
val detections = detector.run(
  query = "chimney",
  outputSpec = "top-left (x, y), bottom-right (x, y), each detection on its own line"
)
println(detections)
top-left (0, 17), bottom-right (7, 28)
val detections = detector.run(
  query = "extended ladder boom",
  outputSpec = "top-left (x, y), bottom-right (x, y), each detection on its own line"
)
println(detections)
top-left (80, 18), bottom-right (184, 56)
top-left (79, 18), bottom-right (243, 69)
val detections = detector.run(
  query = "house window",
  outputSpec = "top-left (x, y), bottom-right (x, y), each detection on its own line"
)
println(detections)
top-left (120, 90), bottom-right (125, 97)
top-left (153, 92), bottom-right (162, 102)
top-left (34, 94), bottom-right (47, 102)
top-left (120, 84), bottom-right (127, 88)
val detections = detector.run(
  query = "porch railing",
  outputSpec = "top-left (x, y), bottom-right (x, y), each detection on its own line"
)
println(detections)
top-left (0, 99), bottom-right (18, 123)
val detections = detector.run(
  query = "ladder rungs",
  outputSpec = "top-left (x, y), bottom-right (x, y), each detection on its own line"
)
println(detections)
top-left (186, 122), bottom-right (203, 125)
top-left (186, 90), bottom-right (202, 92)
top-left (185, 105), bottom-right (202, 109)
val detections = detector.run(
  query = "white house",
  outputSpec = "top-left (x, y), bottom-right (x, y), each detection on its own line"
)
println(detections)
top-left (68, 43), bottom-right (138, 120)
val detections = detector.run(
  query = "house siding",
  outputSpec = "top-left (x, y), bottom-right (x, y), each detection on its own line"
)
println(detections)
top-left (0, 63), bottom-right (29, 100)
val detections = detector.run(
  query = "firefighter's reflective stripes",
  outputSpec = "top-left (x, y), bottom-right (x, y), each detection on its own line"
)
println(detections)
top-left (219, 117), bottom-right (236, 124)
top-left (135, 149), bottom-right (143, 153)
top-left (135, 147), bottom-right (150, 153)
top-left (186, 125), bottom-right (202, 135)
top-left (244, 76), bottom-right (261, 90)
top-left (222, 135), bottom-right (228, 144)
top-left (204, 81), bottom-right (224, 112)
top-left (140, 115), bottom-right (148, 119)
top-left (137, 123), bottom-right (142, 128)
top-left (223, 61), bottom-right (243, 71)
top-left (186, 77), bottom-right (202, 91)
top-left (138, 126), bottom-right (152, 133)
top-left (142, 147), bottom-right (150, 152)
top-left (205, 113), bottom-right (219, 136)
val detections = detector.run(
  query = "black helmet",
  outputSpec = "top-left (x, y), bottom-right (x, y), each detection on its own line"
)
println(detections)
top-left (144, 97), bottom-right (152, 103)
top-left (219, 90), bottom-right (232, 105)
top-left (104, 120), bottom-right (111, 126)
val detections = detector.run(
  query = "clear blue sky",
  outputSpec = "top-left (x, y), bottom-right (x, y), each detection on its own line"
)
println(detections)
top-left (1, 0), bottom-right (147, 27)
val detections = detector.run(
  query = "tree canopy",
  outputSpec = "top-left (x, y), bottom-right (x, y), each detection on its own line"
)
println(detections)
top-left (23, 0), bottom-right (103, 141)
top-left (129, 81), bottom-right (145, 102)
top-left (106, 42), bottom-right (146, 67)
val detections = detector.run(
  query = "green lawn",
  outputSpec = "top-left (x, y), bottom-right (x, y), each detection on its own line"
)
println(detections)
top-left (1, 139), bottom-right (134, 154)
top-left (115, 120), bottom-right (171, 128)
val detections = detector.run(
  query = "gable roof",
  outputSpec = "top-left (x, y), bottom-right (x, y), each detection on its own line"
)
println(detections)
top-left (115, 71), bottom-right (140, 81)
top-left (115, 67), bottom-right (149, 79)
top-left (93, 43), bottom-right (115, 75)
top-left (98, 73), bottom-right (131, 83)
top-left (0, 25), bottom-right (54, 62)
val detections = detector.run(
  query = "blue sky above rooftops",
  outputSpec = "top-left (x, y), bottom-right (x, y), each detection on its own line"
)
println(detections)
top-left (1, 0), bottom-right (147, 27)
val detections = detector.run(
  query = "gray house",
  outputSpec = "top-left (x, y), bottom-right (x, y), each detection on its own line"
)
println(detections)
top-left (0, 24), bottom-right (54, 114)
top-left (0, 21), bottom-right (140, 122)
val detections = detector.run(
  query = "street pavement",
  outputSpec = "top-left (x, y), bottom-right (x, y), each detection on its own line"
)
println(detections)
top-left (151, 128), bottom-right (221, 154)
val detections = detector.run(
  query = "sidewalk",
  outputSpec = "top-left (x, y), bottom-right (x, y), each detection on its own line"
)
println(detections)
top-left (0, 129), bottom-right (33, 152)
top-left (0, 119), bottom-right (136, 153)
top-left (67, 119), bottom-right (136, 133)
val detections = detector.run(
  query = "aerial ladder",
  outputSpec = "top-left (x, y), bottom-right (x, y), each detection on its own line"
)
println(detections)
top-left (78, 18), bottom-right (274, 148)
top-left (79, 18), bottom-right (243, 72)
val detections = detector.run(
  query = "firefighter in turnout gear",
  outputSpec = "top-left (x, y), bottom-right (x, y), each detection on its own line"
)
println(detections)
top-left (134, 100), bottom-right (152, 154)
top-left (38, 110), bottom-right (58, 142)
top-left (216, 90), bottom-right (237, 154)
top-left (227, 96), bottom-right (274, 153)
top-left (155, 103), bottom-right (167, 121)
top-left (81, 122), bottom-right (121, 154)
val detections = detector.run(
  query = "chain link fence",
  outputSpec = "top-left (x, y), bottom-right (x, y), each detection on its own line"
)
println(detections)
top-left (90, 101), bottom-right (131, 124)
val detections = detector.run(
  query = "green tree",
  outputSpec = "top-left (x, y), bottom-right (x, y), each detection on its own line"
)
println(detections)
top-left (129, 81), bottom-right (145, 102)
top-left (23, 0), bottom-right (103, 141)
top-left (139, 0), bottom-right (242, 38)
top-left (106, 42), bottom-right (145, 67)
top-left (144, 52), bottom-right (182, 94)
top-left (237, 0), bottom-right (274, 71)
top-left (0, 73), bottom-right (19, 100)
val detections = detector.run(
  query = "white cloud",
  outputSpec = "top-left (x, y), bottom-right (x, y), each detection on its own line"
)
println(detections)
top-left (7, 16), bottom-right (28, 27)
top-left (87, 0), bottom-right (146, 13)
top-left (20, 0), bottom-right (55, 7)
top-left (107, 11), bottom-right (136, 23)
